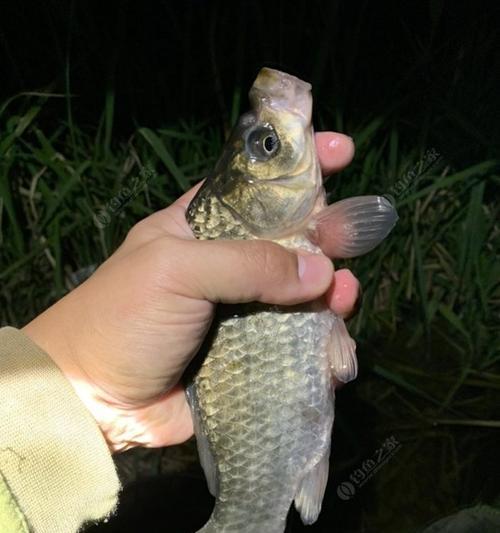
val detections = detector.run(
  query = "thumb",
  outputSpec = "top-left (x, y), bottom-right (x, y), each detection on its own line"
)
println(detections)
top-left (167, 238), bottom-right (334, 305)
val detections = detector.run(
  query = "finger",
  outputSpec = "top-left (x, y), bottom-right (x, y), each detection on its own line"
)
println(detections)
top-left (164, 239), bottom-right (334, 306)
top-left (325, 268), bottom-right (360, 318)
top-left (174, 180), bottom-right (204, 210)
top-left (315, 132), bottom-right (355, 176)
top-left (134, 181), bottom-right (205, 241)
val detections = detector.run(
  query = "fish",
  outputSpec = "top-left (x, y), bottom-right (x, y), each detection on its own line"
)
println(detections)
top-left (185, 67), bottom-right (398, 533)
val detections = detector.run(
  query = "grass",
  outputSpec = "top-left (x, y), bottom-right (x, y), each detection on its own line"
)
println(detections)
top-left (319, 116), bottom-right (499, 531)
top-left (0, 93), bottom-right (221, 322)
top-left (1, 3), bottom-right (500, 525)
top-left (0, 90), bottom-right (498, 532)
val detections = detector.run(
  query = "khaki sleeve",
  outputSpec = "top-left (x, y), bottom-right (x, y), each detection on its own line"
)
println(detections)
top-left (0, 327), bottom-right (120, 533)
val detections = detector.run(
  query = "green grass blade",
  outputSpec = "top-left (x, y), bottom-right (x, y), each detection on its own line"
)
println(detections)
top-left (138, 128), bottom-right (190, 191)
top-left (398, 160), bottom-right (497, 207)
top-left (0, 105), bottom-right (42, 155)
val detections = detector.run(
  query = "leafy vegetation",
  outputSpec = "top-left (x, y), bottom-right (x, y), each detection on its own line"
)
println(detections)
top-left (1, 1), bottom-right (499, 531)
top-left (1, 91), bottom-right (498, 532)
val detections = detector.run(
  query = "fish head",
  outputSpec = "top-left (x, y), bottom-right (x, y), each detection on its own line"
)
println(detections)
top-left (211, 68), bottom-right (322, 238)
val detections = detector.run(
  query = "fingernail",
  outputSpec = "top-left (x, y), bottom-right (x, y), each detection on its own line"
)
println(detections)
top-left (298, 254), bottom-right (333, 285)
top-left (297, 255), bottom-right (307, 279)
top-left (328, 133), bottom-right (354, 151)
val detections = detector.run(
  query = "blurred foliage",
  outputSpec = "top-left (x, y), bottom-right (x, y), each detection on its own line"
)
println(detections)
top-left (0, 1), bottom-right (499, 532)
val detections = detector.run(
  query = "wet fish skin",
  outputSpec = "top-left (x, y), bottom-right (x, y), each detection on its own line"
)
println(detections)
top-left (186, 68), bottom-right (397, 533)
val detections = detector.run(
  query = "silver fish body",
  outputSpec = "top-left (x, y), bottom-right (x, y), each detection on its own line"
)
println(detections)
top-left (186, 68), bottom-right (397, 532)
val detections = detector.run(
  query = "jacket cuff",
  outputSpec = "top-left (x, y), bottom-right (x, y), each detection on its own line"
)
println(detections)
top-left (0, 327), bottom-right (120, 533)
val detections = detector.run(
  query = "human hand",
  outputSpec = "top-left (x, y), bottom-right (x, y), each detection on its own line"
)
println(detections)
top-left (23, 132), bottom-right (359, 453)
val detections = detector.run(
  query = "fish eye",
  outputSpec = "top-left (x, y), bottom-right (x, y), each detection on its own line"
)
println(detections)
top-left (263, 134), bottom-right (278, 153)
top-left (246, 125), bottom-right (280, 160)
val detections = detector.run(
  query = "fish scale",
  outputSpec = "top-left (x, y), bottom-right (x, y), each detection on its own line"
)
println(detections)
top-left (189, 294), bottom-right (335, 532)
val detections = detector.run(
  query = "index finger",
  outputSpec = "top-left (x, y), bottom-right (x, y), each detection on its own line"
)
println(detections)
top-left (174, 180), bottom-right (204, 210)
top-left (315, 132), bottom-right (355, 176)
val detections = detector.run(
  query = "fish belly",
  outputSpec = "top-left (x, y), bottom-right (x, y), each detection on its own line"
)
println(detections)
top-left (193, 304), bottom-right (335, 533)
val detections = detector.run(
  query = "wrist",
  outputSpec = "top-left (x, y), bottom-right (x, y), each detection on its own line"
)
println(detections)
top-left (65, 379), bottom-right (155, 453)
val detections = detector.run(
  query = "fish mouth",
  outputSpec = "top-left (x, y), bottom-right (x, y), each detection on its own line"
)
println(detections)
top-left (249, 68), bottom-right (313, 124)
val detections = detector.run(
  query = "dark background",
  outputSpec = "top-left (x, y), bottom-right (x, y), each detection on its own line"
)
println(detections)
top-left (1, 1), bottom-right (499, 532)
top-left (2, 1), bottom-right (499, 161)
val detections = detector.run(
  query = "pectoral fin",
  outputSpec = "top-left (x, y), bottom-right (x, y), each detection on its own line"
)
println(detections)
top-left (308, 195), bottom-right (398, 258)
top-left (186, 384), bottom-right (218, 496)
top-left (328, 315), bottom-right (358, 383)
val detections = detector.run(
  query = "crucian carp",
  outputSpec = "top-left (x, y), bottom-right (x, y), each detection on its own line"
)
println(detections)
top-left (186, 67), bottom-right (398, 533)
